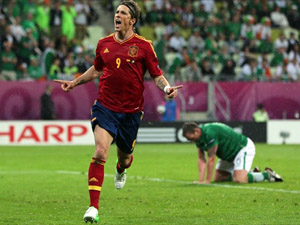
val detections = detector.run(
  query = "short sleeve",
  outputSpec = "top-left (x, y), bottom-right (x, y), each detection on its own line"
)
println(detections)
top-left (93, 41), bottom-right (104, 72)
top-left (206, 129), bottom-right (218, 149)
top-left (145, 42), bottom-right (163, 77)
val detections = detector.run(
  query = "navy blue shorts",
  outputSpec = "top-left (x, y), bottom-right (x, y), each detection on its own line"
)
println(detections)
top-left (90, 101), bottom-right (143, 154)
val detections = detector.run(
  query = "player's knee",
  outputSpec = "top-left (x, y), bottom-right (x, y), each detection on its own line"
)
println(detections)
top-left (94, 147), bottom-right (109, 161)
top-left (214, 170), bottom-right (232, 182)
top-left (233, 177), bottom-right (248, 183)
top-left (233, 170), bottom-right (249, 183)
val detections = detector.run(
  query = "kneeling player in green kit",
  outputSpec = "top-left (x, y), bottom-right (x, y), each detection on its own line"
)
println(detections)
top-left (182, 122), bottom-right (283, 184)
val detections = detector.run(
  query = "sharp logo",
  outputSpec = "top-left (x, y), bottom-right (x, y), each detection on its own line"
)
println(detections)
top-left (0, 122), bottom-right (91, 144)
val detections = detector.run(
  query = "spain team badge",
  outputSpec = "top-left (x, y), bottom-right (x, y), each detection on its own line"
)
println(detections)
top-left (128, 45), bottom-right (139, 57)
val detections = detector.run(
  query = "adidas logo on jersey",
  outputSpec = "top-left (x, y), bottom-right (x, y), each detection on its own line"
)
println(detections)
top-left (104, 48), bottom-right (109, 53)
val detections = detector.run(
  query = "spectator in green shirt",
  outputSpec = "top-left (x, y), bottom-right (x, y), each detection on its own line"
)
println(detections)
top-left (253, 103), bottom-right (269, 122)
top-left (18, 28), bottom-right (38, 66)
top-left (194, 3), bottom-right (208, 23)
top-left (23, 0), bottom-right (37, 18)
top-left (35, 0), bottom-right (50, 36)
top-left (161, 6), bottom-right (176, 25)
top-left (204, 32), bottom-right (218, 54)
top-left (270, 47), bottom-right (286, 67)
top-left (0, 41), bottom-right (17, 81)
top-left (49, 58), bottom-right (62, 80)
top-left (145, 3), bottom-right (160, 25)
top-left (61, 1), bottom-right (77, 42)
top-left (28, 55), bottom-right (44, 80)
top-left (40, 38), bottom-right (56, 76)
top-left (6, 0), bottom-right (21, 18)
top-left (22, 11), bottom-right (39, 41)
top-left (258, 36), bottom-right (274, 54)
top-left (226, 13), bottom-right (242, 39)
top-left (63, 53), bottom-right (79, 78)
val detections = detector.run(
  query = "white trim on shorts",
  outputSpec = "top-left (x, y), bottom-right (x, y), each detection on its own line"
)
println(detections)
top-left (215, 138), bottom-right (256, 174)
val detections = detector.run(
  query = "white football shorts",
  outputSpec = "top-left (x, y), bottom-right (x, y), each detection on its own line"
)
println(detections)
top-left (215, 138), bottom-right (256, 174)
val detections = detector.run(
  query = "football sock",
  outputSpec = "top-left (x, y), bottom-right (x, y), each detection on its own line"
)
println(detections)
top-left (116, 154), bottom-right (133, 174)
top-left (88, 157), bottom-right (105, 209)
top-left (248, 172), bottom-right (269, 183)
top-left (263, 172), bottom-right (270, 180)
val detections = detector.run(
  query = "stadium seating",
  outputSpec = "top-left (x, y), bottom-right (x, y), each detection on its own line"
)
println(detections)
top-left (139, 25), bottom-right (155, 41)
top-left (83, 26), bottom-right (106, 48)
top-left (154, 25), bottom-right (166, 40)
top-left (271, 28), bottom-right (282, 41)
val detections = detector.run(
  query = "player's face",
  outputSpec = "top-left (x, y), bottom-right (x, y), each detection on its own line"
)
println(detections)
top-left (114, 5), bottom-right (135, 32)
top-left (184, 128), bottom-right (201, 142)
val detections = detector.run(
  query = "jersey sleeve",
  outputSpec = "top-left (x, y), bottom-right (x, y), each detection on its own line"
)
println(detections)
top-left (93, 41), bottom-right (104, 72)
top-left (206, 133), bottom-right (218, 149)
top-left (144, 41), bottom-right (163, 78)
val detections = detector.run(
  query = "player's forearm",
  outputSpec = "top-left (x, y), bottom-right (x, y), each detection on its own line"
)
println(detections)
top-left (73, 66), bottom-right (100, 87)
top-left (198, 160), bottom-right (205, 182)
top-left (205, 156), bottom-right (215, 183)
top-left (153, 75), bottom-right (170, 92)
top-left (198, 158), bottom-right (206, 182)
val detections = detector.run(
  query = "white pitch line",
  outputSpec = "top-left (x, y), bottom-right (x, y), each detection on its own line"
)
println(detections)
top-left (1, 170), bottom-right (300, 194)
top-left (57, 170), bottom-right (300, 194)
top-left (207, 183), bottom-right (300, 194)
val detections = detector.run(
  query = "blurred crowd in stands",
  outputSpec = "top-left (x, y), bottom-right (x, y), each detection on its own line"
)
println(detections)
top-left (1, 0), bottom-right (300, 83)
top-left (129, 0), bottom-right (300, 83)
top-left (0, 0), bottom-right (99, 81)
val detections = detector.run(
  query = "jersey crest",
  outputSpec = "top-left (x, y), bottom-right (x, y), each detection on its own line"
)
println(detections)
top-left (128, 45), bottom-right (139, 57)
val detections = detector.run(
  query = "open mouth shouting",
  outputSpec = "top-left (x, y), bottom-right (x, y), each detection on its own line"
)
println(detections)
top-left (115, 18), bottom-right (121, 30)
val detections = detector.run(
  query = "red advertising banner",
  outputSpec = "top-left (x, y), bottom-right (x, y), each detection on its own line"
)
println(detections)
top-left (215, 82), bottom-right (300, 121)
top-left (0, 81), bottom-right (208, 121)
top-left (0, 81), bottom-right (299, 121)
top-left (0, 81), bottom-right (97, 120)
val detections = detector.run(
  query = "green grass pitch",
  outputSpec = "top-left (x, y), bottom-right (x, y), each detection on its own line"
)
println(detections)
top-left (0, 143), bottom-right (299, 225)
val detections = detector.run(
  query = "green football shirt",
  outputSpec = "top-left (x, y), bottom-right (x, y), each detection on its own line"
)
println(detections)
top-left (195, 123), bottom-right (248, 162)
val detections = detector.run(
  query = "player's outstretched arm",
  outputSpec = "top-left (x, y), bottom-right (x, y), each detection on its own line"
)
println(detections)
top-left (54, 66), bottom-right (102, 92)
top-left (153, 75), bottom-right (183, 98)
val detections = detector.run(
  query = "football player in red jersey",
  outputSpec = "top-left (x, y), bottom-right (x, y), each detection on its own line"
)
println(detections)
top-left (55, 0), bottom-right (182, 223)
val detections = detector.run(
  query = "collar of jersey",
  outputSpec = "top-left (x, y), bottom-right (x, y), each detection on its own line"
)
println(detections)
top-left (113, 33), bottom-right (135, 44)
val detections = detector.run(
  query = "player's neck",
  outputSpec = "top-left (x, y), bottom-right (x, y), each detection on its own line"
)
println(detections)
top-left (115, 30), bottom-right (134, 42)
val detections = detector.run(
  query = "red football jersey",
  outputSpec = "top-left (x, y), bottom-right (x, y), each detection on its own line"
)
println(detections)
top-left (93, 33), bottom-right (163, 113)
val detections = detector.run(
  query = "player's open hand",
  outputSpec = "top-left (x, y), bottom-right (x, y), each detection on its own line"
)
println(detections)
top-left (54, 79), bottom-right (74, 92)
top-left (166, 85), bottom-right (183, 99)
